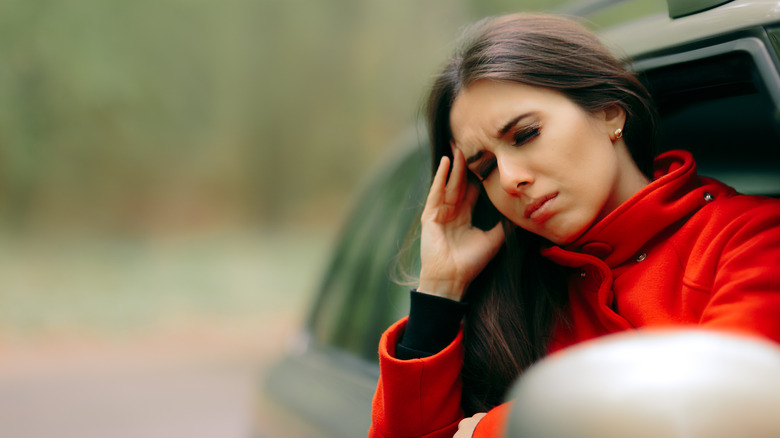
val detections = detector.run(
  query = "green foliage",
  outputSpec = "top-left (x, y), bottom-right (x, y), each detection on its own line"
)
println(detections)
top-left (468, 0), bottom-right (572, 17)
top-left (586, 0), bottom-right (667, 29)
top-left (0, 0), bottom-right (470, 234)
top-left (0, 0), bottom-right (590, 236)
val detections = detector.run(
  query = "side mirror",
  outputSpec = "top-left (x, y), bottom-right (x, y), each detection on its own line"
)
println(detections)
top-left (505, 330), bottom-right (780, 438)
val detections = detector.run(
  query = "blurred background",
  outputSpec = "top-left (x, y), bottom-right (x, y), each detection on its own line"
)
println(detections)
top-left (0, 0), bottom-right (632, 436)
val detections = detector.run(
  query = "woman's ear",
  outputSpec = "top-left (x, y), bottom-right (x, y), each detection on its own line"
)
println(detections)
top-left (603, 104), bottom-right (627, 133)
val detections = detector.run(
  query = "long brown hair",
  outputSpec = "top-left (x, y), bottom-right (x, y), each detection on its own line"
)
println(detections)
top-left (424, 13), bottom-right (657, 414)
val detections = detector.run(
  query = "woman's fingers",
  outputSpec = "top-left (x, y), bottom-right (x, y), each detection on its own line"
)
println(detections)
top-left (424, 153), bottom-right (470, 223)
top-left (463, 176), bottom-right (481, 211)
top-left (454, 413), bottom-right (488, 438)
top-left (424, 156), bottom-right (451, 213)
top-left (444, 149), bottom-right (466, 206)
top-left (423, 151), bottom-right (489, 232)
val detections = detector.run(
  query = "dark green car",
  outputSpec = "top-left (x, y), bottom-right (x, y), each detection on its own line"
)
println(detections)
top-left (265, 1), bottom-right (780, 436)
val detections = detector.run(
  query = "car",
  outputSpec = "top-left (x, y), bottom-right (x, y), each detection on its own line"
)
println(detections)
top-left (264, 1), bottom-right (780, 436)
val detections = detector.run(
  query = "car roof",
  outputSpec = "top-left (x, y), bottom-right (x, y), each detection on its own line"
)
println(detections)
top-left (597, 0), bottom-right (780, 59)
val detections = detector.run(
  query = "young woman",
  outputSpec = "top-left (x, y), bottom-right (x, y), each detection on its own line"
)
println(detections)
top-left (369, 13), bottom-right (780, 438)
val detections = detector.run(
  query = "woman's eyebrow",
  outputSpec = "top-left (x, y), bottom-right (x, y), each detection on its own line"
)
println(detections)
top-left (497, 112), bottom-right (534, 137)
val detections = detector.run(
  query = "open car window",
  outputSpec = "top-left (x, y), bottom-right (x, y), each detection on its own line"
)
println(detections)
top-left (636, 33), bottom-right (780, 196)
top-left (306, 140), bottom-right (429, 362)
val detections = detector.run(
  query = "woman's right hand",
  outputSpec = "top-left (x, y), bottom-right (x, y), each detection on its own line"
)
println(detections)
top-left (418, 148), bottom-right (505, 301)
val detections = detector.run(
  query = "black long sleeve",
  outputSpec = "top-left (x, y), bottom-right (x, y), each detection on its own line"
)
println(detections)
top-left (396, 290), bottom-right (468, 360)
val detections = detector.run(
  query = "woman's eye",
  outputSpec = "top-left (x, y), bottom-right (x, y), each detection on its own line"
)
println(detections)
top-left (471, 159), bottom-right (497, 181)
top-left (512, 126), bottom-right (540, 146)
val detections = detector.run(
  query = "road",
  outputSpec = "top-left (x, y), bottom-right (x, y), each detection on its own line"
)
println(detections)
top-left (0, 228), bottom-right (335, 438)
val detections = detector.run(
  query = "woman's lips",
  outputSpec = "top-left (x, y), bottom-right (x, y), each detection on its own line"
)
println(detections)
top-left (525, 193), bottom-right (558, 219)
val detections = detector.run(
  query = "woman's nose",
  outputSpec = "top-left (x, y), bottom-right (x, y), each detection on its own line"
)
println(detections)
top-left (498, 157), bottom-right (534, 195)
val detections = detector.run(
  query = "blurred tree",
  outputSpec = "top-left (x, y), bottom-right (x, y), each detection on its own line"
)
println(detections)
top-left (467, 0), bottom-right (573, 17)
top-left (0, 0), bottom-right (592, 236)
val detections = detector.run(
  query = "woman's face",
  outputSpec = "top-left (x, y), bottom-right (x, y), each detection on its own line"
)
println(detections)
top-left (449, 79), bottom-right (645, 245)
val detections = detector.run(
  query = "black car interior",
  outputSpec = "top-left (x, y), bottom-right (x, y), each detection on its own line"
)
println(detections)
top-left (638, 32), bottom-right (780, 197)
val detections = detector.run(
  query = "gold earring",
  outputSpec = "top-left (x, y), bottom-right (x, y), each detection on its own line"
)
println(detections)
top-left (612, 128), bottom-right (623, 140)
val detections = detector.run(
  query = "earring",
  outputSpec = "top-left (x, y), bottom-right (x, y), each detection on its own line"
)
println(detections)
top-left (611, 128), bottom-right (623, 141)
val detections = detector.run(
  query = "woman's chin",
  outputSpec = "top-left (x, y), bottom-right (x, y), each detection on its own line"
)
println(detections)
top-left (537, 226), bottom-right (587, 247)
top-left (511, 216), bottom-right (589, 246)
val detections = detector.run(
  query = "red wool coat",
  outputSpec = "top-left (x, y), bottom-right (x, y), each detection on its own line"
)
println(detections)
top-left (369, 150), bottom-right (780, 438)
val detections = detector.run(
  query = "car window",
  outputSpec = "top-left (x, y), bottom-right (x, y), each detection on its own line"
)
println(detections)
top-left (637, 34), bottom-right (780, 196)
top-left (307, 141), bottom-right (430, 362)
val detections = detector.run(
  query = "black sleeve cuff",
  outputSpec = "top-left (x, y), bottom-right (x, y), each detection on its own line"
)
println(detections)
top-left (396, 289), bottom-right (468, 360)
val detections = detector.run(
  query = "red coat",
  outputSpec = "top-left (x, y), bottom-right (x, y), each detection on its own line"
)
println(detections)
top-left (369, 150), bottom-right (780, 438)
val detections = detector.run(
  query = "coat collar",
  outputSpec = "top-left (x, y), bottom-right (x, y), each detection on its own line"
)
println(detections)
top-left (546, 150), bottom-right (729, 268)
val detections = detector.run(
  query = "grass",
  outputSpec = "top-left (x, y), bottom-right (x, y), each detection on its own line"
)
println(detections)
top-left (0, 227), bottom-right (335, 342)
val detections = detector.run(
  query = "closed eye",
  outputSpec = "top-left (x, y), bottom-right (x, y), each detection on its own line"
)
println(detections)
top-left (468, 123), bottom-right (540, 182)
top-left (471, 156), bottom-right (496, 182)
top-left (513, 124), bottom-right (541, 146)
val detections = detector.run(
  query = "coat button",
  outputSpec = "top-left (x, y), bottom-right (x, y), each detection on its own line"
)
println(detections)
top-left (579, 270), bottom-right (587, 278)
top-left (636, 252), bottom-right (647, 263)
top-left (704, 192), bottom-right (714, 202)
top-left (581, 242), bottom-right (613, 259)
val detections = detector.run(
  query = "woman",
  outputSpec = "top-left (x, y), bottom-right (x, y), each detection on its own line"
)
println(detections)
top-left (369, 13), bottom-right (780, 438)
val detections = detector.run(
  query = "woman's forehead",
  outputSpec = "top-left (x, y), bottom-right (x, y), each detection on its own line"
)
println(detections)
top-left (449, 81), bottom-right (559, 142)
